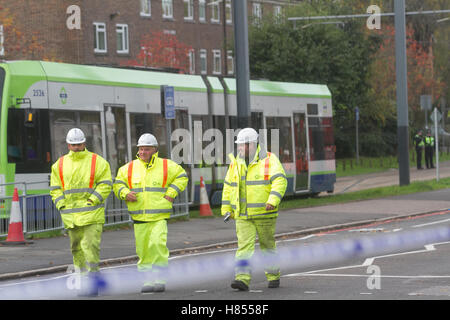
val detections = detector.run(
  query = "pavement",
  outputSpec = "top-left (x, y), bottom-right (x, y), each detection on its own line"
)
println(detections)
top-left (1, 161), bottom-right (450, 281)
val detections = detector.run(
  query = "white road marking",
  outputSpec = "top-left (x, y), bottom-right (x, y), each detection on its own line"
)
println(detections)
top-left (412, 218), bottom-right (450, 228)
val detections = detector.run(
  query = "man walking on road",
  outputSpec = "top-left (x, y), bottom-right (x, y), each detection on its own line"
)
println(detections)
top-left (113, 133), bottom-right (188, 293)
top-left (50, 128), bottom-right (112, 296)
top-left (221, 128), bottom-right (287, 291)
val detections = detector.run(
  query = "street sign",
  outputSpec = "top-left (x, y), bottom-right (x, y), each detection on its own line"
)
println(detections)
top-left (430, 108), bottom-right (441, 123)
top-left (420, 95), bottom-right (432, 111)
top-left (162, 85), bottom-right (175, 119)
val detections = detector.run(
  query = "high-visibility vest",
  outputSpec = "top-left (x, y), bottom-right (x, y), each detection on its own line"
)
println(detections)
top-left (113, 152), bottom-right (188, 222)
top-left (425, 136), bottom-right (435, 147)
top-left (221, 144), bottom-right (287, 220)
top-left (50, 149), bottom-right (112, 229)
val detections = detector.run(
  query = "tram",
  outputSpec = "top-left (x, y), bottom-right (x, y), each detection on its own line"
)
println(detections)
top-left (0, 60), bottom-right (335, 212)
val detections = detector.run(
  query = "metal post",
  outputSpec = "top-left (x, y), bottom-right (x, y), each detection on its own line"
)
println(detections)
top-left (233, 0), bottom-right (251, 129)
top-left (394, 0), bottom-right (410, 186)
top-left (355, 107), bottom-right (359, 165)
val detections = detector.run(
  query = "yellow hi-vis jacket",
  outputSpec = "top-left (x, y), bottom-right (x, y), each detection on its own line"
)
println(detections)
top-left (221, 145), bottom-right (287, 220)
top-left (50, 149), bottom-right (113, 229)
top-left (113, 152), bottom-right (188, 222)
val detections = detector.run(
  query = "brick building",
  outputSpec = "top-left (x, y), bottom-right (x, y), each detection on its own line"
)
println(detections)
top-left (0, 0), bottom-right (290, 75)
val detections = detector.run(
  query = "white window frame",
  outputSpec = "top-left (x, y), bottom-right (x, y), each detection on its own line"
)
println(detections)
top-left (140, 0), bottom-right (151, 17)
top-left (212, 49), bottom-right (221, 75)
top-left (93, 22), bottom-right (107, 53)
top-left (116, 24), bottom-right (129, 54)
top-left (188, 49), bottom-right (195, 74)
top-left (274, 5), bottom-right (282, 18)
top-left (184, 0), bottom-right (194, 21)
top-left (226, 0), bottom-right (232, 24)
top-left (210, 0), bottom-right (220, 23)
top-left (0, 25), bottom-right (4, 56)
top-left (227, 50), bottom-right (234, 75)
top-left (199, 49), bottom-right (207, 75)
top-left (253, 2), bottom-right (262, 24)
top-left (162, 0), bottom-right (173, 19)
top-left (199, 0), bottom-right (206, 22)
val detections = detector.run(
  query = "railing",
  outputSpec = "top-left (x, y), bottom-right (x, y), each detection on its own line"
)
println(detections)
top-left (0, 181), bottom-right (189, 237)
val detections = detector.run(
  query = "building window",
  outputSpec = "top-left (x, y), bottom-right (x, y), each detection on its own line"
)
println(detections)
top-left (0, 25), bottom-right (4, 56)
top-left (199, 49), bottom-right (207, 75)
top-left (116, 24), bottom-right (129, 54)
top-left (199, 0), bottom-right (206, 22)
top-left (212, 49), bottom-right (221, 75)
top-left (252, 2), bottom-right (262, 24)
top-left (188, 49), bottom-right (195, 74)
top-left (274, 5), bottom-right (281, 17)
top-left (162, 0), bottom-right (173, 19)
top-left (225, 0), bottom-right (232, 24)
top-left (184, 0), bottom-right (194, 20)
top-left (210, 0), bottom-right (220, 23)
top-left (227, 50), bottom-right (234, 75)
top-left (140, 0), bottom-right (151, 16)
top-left (93, 22), bottom-right (107, 53)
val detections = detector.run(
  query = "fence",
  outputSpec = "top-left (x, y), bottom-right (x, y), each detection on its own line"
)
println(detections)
top-left (0, 181), bottom-right (189, 237)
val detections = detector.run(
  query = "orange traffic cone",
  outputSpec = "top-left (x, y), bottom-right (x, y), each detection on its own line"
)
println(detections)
top-left (199, 176), bottom-right (213, 217)
top-left (1, 188), bottom-right (31, 245)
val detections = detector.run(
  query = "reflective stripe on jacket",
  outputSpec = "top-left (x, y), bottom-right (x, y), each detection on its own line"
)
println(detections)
top-left (221, 145), bottom-right (287, 220)
top-left (50, 149), bottom-right (112, 229)
top-left (113, 152), bottom-right (188, 222)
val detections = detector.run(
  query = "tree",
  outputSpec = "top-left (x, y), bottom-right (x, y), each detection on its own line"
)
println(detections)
top-left (122, 31), bottom-right (192, 73)
top-left (0, 6), bottom-right (44, 59)
top-left (248, 8), bottom-right (380, 157)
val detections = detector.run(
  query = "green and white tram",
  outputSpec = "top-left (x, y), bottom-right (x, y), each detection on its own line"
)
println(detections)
top-left (0, 60), bottom-right (335, 233)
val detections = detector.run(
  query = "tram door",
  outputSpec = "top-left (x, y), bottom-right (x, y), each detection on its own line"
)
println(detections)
top-left (104, 104), bottom-right (127, 177)
top-left (293, 113), bottom-right (309, 192)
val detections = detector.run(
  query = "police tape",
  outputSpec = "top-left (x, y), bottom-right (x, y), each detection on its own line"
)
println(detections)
top-left (1, 225), bottom-right (450, 299)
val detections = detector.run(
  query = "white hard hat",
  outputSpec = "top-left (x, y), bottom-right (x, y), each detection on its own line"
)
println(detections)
top-left (235, 128), bottom-right (259, 144)
top-left (66, 128), bottom-right (86, 144)
top-left (137, 133), bottom-right (158, 147)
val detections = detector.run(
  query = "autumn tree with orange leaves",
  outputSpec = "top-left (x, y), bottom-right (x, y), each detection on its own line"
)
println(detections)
top-left (0, 6), bottom-right (44, 59)
top-left (368, 24), bottom-right (446, 130)
top-left (122, 31), bottom-right (192, 74)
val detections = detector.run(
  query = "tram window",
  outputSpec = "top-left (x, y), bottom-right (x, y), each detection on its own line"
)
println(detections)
top-left (266, 117), bottom-right (293, 163)
top-left (192, 115), bottom-right (212, 168)
top-left (130, 113), bottom-right (168, 158)
top-left (308, 117), bottom-right (335, 161)
top-left (251, 112), bottom-right (264, 131)
top-left (7, 108), bottom-right (51, 173)
top-left (50, 111), bottom-right (102, 159)
top-left (307, 104), bottom-right (318, 115)
top-left (213, 115), bottom-right (228, 165)
top-left (79, 112), bottom-right (102, 156)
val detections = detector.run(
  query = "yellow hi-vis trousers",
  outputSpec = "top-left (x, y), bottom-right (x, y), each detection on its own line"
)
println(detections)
top-left (68, 223), bottom-right (103, 273)
top-left (235, 218), bottom-right (280, 286)
top-left (133, 219), bottom-right (169, 284)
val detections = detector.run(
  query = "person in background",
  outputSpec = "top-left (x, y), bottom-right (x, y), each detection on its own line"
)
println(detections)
top-left (414, 129), bottom-right (424, 170)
